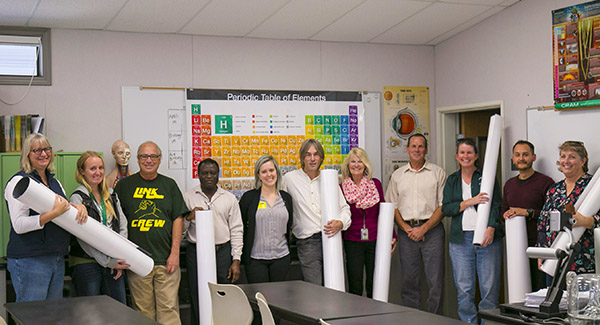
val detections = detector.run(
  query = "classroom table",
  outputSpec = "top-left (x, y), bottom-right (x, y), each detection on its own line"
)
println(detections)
top-left (478, 308), bottom-right (569, 325)
top-left (4, 295), bottom-right (159, 325)
top-left (325, 310), bottom-right (468, 324)
top-left (239, 280), bottom-right (412, 324)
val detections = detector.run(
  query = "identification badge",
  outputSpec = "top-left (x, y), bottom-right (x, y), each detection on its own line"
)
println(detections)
top-left (361, 227), bottom-right (369, 241)
top-left (257, 201), bottom-right (267, 210)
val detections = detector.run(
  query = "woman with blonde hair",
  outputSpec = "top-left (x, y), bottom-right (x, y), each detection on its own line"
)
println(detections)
top-left (4, 133), bottom-right (87, 302)
top-left (537, 141), bottom-right (600, 281)
top-left (69, 151), bottom-right (130, 303)
top-left (239, 155), bottom-right (293, 283)
top-left (340, 147), bottom-right (396, 298)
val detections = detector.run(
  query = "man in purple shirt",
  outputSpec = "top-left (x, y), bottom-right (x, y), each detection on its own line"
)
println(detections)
top-left (385, 134), bottom-right (446, 314)
top-left (502, 140), bottom-right (554, 291)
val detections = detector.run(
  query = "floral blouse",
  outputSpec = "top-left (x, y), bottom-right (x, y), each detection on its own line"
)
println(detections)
top-left (537, 173), bottom-right (600, 273)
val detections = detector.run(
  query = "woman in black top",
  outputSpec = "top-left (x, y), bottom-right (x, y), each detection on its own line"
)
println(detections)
top-left (239, 155), bottom-right (293, 283)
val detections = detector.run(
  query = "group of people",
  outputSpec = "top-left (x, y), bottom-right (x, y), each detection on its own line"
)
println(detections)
top-left (4, 131), bottom-right (600, 325)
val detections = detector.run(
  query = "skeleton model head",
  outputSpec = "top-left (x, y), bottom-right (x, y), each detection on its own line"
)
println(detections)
top-left (112, 140), bottom-right (131, 167)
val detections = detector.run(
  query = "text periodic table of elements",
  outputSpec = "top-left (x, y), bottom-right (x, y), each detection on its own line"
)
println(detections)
top-left (187, 89), bottom-right (364, 192)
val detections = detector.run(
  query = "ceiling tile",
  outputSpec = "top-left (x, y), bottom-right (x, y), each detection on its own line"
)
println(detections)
top-left (0, 0), bottom-right (38, 26)
top-left (0, 0), bottom-right (521, 45)
top-left (372, 2), bottom-right (492, 44)
top-left (426, 6), bottom-right (503, 44)
top-left (312, 0), bottom-right (430, 43)
top-left (180, 0), bottom-right (288, 37)
top-left (248, 0), bottom-right (363, 39)
top-left (107, 0), bottom-right (209, 33)
top-left (29, 0), bottom-right (126, 29)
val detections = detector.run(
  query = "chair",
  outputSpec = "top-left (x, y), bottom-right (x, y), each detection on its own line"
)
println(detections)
top-left (208, 282), bottom-right (253, 325)
top-left (255, 292), bottom-right (275, 325)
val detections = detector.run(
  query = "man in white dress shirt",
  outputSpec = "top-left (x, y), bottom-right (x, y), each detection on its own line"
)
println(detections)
top-left (182, 158), bottom-right (243, 325)
top-left (283, 139), bottom-right (351, 285)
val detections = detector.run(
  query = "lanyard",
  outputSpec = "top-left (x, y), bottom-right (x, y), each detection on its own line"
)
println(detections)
top-left (91, 193), bottom-right (107, 226)
top-left (362, 209), bottom-right (366, 228)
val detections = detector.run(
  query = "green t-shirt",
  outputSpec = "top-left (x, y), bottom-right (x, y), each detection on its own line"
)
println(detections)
top-left (115, 173), bottom-right (187, 265)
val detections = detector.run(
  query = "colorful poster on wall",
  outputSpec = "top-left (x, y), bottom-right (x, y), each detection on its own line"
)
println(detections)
top-left (381, 86), bottom-right (430, 188)
top-left (186, 89), bottom-right (364, 197)
top-left (553, 0), bottom-right (600, 109)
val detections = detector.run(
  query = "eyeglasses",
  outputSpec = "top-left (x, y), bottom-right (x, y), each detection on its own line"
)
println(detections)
top-left (138, 154), bottom-right (161, 161)
top-left (31, 147), bottom-right (52, 155)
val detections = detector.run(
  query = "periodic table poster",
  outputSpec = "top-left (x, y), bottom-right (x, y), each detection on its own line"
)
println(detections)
top-left (186, 89), bottom-right (364, 197)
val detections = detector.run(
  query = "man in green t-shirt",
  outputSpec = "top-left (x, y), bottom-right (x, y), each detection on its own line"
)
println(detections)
top-left (115, 141), bottom-right (187, 325)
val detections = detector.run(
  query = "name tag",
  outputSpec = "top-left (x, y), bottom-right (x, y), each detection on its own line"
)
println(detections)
top-left (361, 227), bottom-right (369, 241)
top-left (257, 201), bottom-right (267, 210)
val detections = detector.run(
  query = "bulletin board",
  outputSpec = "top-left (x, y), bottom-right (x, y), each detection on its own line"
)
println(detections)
top-left (186, 89), bottom-right (365, 197)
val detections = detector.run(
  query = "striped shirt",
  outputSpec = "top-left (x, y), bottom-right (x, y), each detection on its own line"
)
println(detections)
top-left (251, 195), bottom-right (289, 260)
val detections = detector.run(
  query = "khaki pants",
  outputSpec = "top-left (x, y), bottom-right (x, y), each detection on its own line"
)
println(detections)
top-left (128, 265), bottom-right (181, 325)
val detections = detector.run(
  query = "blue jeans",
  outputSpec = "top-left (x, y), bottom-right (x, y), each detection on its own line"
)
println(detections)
top-left (449, 231), bottom-right (501, 324)
top-left (71, 262), bottom-right (127, 304)
top-left (8, 255), bottom-right (65, 302)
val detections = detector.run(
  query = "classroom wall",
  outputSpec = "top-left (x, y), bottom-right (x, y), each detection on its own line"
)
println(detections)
top-left (434, 0), bottom-right (583, 182)
top-left (0, 29), bottom-right (435, 176)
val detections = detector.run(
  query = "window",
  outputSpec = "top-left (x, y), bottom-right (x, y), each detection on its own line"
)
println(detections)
top-left (0, 26), bottom-right (51, 85)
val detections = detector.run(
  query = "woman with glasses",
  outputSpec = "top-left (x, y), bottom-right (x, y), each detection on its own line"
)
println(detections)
top-left (537, 141), bottom-right (600, 280)
top-left (340, 147), bottom-right (396, 298)
top-left (69, 151), bottom-right (130, 303)
top-left (441, 138), bottom-right (503, 323)
top-left (239, 155), bottom-right (293, 283)
top-left (3, 133), bottom-right (87, 302)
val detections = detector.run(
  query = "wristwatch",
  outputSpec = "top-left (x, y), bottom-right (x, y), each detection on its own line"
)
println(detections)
top-left (527, 208), bottom-right (534, 219)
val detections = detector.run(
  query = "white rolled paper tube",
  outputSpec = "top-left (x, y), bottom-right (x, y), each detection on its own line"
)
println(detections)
top-left (505, 216), bottom-right (531, 303)
top-left (372, 202), bottom-right (394, 302)
top-left (195, 210), bottom-right (217, 325)
top-left (473, 114), bottom-right (502, 245)
top-left (10, 176), bottom-right (153, 276)
top-left (320, 169), bottom-right (345, 291)
top-left (596, 228), bottom-right (600, 275)
top-left (542, 168), bottom-right (600, 275)
top-left (574, 167), bottom-right (600, 211)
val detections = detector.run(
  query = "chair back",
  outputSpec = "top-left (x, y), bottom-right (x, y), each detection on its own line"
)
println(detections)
top-left (255, 292), bottom-right (275, 325)
top-left (208, 282), bottom-right (253, 325)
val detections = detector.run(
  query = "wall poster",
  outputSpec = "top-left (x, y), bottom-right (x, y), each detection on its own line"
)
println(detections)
top-left (382, 86), bottom-right (430, 188)
top-left (187, 89), bottom-right (364, 197)
top-left (553, 0), bottom-right (600, 109)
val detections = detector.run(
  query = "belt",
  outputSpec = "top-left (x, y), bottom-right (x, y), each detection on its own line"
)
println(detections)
top-left (406, 219), bottom-right (428, 226)
top-left (215, 241), bottom-right (229, 252)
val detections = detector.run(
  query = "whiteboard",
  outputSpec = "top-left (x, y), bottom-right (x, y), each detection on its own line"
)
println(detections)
top-left (122, 87), bottom-right (188, 190)
top-left (526, 107), bottom-right (600, 182)
top-left (363, 92), bottom-right (382, 180)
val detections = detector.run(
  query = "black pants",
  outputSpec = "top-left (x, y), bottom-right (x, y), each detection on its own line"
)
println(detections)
top-left (344, 240), bottom-right (376, 298)
top-left (244, 254), bottom-right (291, 283)
top-left (186, 241), bottom-right (233, 325)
